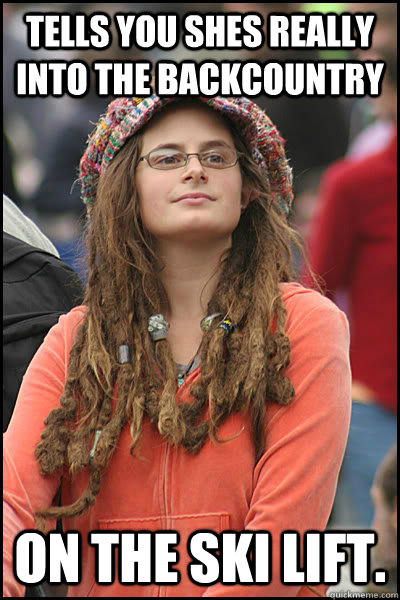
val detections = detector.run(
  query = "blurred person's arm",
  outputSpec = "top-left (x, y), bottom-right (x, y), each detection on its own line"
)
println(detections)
top-left (301, 160), bottom-right (356, 300)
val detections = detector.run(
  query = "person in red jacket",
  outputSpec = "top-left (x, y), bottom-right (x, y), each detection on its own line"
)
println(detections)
top-left (4, 95), bottom-right (352, 597)
top-left (302, 48), bottom-right (397, 528)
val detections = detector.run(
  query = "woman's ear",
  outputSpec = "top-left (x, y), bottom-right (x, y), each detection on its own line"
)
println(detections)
top-left (241, 184), bottom-right (258, 211)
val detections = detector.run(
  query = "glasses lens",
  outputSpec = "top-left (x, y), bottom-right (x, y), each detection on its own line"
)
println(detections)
top-left (148, 149), bottom-right (186, 169)
top-left (200, 148), bottom-right (237, 168)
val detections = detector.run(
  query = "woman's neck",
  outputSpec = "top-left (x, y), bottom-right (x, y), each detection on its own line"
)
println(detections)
top-left (156, 238), bottom-right (230, 321)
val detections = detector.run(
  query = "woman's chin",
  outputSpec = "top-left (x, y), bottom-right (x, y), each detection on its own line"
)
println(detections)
top-left (160, 223), bottom-right (236, 245)
top-left (155, 213), bottom-right (240, 242)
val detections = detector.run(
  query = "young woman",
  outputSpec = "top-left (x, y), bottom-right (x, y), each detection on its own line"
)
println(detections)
top-left (4, 95), bottom-right (352, 597)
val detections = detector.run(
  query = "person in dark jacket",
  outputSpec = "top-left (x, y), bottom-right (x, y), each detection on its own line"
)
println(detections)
top-left (3, 194), bottom-right (84, 432)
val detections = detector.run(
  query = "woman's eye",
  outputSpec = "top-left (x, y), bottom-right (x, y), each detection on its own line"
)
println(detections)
top-left (153, 153), bottom-right (181, 165)
top-left (160, 155), bottom-right (179, 164)
top-left (203, 152), bottom-right (225, 165)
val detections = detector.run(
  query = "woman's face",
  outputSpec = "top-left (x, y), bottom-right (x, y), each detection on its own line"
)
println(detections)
top-left (135, 103), bottom-right (249, 246)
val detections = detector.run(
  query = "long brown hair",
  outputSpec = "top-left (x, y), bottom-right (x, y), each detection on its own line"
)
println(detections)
top-left (34, 101), bottom-right (302, 530)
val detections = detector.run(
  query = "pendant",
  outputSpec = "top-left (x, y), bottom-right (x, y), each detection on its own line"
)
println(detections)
top-left (200, 312), bottom-right (222, 331)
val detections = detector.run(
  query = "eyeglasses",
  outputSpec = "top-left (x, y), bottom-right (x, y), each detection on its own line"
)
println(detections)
top-left (138, 146), bottom-right (240, 170)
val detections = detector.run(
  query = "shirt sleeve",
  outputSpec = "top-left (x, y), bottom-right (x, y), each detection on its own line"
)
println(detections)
top-left (203, 290), bottom-right (352, 597)
top-left (302, 161), bottom-right (357, 298)
top-left (3, 310), bottom-right (83, 597)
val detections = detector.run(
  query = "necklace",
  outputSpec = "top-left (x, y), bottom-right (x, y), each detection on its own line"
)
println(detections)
top-left (176, 313), bottom-right (222, 385)
top-left (147, 312), bottom-right (234, 386)
top-left (176, 354), bottom-right (198, 387)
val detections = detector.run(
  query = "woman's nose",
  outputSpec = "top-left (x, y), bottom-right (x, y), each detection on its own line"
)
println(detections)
top-left (181, 155), bottom-right (208, 181)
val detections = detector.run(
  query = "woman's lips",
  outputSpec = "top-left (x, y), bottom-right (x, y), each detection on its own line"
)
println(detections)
top-left (175, 193), bottom-right (215, 204)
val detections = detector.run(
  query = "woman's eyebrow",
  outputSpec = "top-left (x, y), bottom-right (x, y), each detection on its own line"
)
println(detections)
top-left (149, 140), bottom-right (233, 151)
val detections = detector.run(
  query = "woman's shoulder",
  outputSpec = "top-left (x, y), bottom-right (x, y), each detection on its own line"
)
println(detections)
top-left (63, 304), bottom-right (87, 318)
top-left (280, 281), bottom-right (342, 312)
top-left (57, 304), bottom-right (87, 329)
top-left (276, 282), bottom-right (351, 414)
top-left (279, 281), bottom-right (349, 335)
top-left (41, 305), bottom-right (87, 354)
top-left (60, 303), bottom-right (87, 331)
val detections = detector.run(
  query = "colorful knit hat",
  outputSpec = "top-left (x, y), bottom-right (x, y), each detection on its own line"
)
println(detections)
top-left (79, 95), bottom-right (293, 215)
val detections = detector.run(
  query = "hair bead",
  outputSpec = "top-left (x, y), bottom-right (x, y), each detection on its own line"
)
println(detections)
top-left (219, 318), bottom-right (234, 334)
top-left (148, 314), bottom-right (169, 341)
top-left (118, 344), bottom-right (131, 364)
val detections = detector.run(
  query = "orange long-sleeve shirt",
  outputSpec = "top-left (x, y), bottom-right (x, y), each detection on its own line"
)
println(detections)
top-left (4, 282), bottom-right (351, 597)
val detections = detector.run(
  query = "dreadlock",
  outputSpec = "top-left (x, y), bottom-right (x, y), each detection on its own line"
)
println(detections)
top-left (34, 102), bottom-right (302, 529)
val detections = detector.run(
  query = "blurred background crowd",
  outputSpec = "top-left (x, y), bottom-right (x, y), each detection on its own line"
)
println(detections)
top-left (3, 2), bottom-right (397, 596)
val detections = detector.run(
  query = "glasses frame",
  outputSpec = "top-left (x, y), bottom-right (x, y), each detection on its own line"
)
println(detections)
top-left (138, 147), bottom-right (241, 170)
